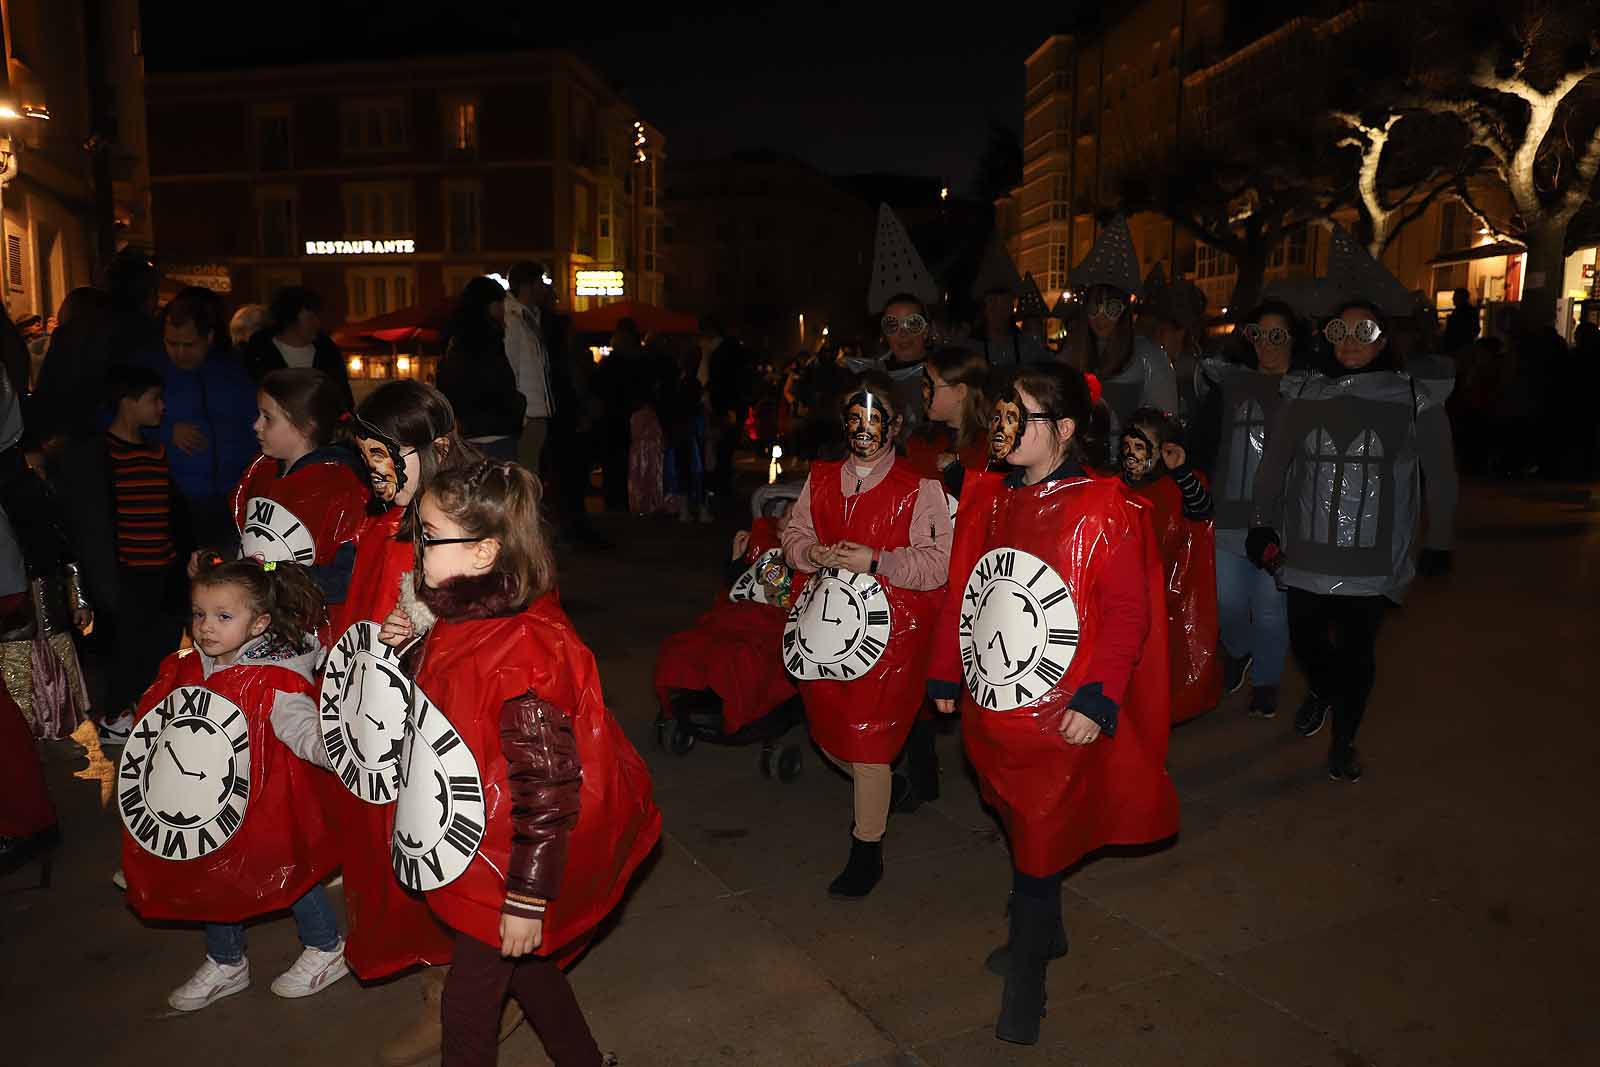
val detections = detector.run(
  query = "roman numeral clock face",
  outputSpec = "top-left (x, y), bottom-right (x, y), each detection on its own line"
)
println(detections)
top-left (960, 548), bottom-right (1080, 711)
top-left (391, 684), bottom-right (486, 892)
top-left (783, 567), bottom-right (893, 681)
top-left (239, 497), bottom-right (317, 564)
top-left (118, 686), bottom-right (251, 861)
top-left (320, 621), bottom-right (411, 804)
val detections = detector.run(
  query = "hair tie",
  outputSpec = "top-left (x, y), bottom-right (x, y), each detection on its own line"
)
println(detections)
top-left (206, 553), bottom-right (225, 568)
top-left (1085, 373), bottom-right (1103, 406)
top-left (338, 411), bottom-right (353, 424)
top-left (261, 561), bottom-right (277, 572)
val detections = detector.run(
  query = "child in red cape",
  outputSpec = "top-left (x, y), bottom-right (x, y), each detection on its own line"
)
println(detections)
top-left (379, 459), bottom-right (659, 1067)
top-left (1117, 406), bottom-right (1223, 723)
top-left (928, 365), bottom-right (1178, 1046)
top-left (119, 558), bottom-right (343, 1012)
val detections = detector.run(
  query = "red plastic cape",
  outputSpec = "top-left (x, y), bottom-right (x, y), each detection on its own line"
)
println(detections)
top-left (933, 470), bottom-right (1179, 876)
top-left (119, 650), bottom-right (338, 922)
top-left (321, 508), bottom-right (454, 979)
top-left (1126, 475), bottom-right (1222, 723)
top-left (796, 458), bottom-right (943, 763)
top-left (404, 594), bottom-right (662, 958)
top-left (230, 453), bottom-right (370, 566)
top-left (902, 431), bottom-right (990, 482)
top-left (0, 676), bottom-right (54, 838)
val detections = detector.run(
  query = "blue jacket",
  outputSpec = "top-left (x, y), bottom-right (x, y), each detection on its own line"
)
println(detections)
top-left (132, 347), bottom-right (260, 501)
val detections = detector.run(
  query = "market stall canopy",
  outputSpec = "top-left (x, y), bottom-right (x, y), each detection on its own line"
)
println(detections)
top-left (571, 300), bottom-right (700, 335)
top-left (332, 300), bottom-right (453, 348)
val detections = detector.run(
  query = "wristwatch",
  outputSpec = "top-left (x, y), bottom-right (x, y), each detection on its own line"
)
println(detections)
top-left (868, 549), bottom-right (880, 576)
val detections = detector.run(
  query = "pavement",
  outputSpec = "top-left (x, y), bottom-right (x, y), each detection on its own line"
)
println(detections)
top-left (4, 479), bottom-right (1598, 1066)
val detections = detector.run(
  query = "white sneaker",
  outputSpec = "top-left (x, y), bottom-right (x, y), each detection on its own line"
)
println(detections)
top-left (168, 957), bottom-right (250, 1012)
top-left (111, 868), bottom-right (127, 891)
top-left (270, 940), bottom-right (349, 999)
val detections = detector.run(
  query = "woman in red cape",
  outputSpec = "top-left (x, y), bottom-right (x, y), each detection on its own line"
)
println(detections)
top-left (382, 460), bottom-right (658, 1066)
top-left (781, 372), bottom-right (952, 898)
top-left (928, 364), bottom-right (1178, 1046)
top-left (1117, 406), bottom-right (1223, 723)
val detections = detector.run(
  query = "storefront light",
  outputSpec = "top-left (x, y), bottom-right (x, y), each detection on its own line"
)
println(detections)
top-left (348, 356), bottom-right (364, 375)
top-left (575, 270), bottom-right (625, 296)
top-left (396, 356), bottom-right (412, 375)
top-left (305, 239), bottom-right (416, 255)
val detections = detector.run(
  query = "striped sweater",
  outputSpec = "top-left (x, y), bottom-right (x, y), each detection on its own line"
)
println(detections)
top-left (105, 432), bottom-right (175, 568)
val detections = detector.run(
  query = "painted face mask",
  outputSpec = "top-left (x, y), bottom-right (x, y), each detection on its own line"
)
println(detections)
top-left (843, 391), bottom-right (892, 459)
top-left (990, 395), bottom-right (1023, 459)
top-left (1120, 427), bottom-right (1160, 483)
top-left (353, 415), bottom-right (414, 504)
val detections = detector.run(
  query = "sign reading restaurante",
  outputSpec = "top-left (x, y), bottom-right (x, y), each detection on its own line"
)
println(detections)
top-left (304, 239), bottom-right (417, 255)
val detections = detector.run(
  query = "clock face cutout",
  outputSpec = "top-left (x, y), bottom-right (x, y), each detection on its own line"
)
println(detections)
top-left (320, 622), bottom-right (410, 804)
top-left (239, 496), bottom-right (317, 565)
top-left (960, 548), bottom-right (1081, 711)
top-left (391, 684), bottom-right (486, 892)
top-left (118, 685), bottom-right (251, 862)
top-left (783, 567), bottom-right (892, 681)
top-left (729, 549), bottom-right (784, 605)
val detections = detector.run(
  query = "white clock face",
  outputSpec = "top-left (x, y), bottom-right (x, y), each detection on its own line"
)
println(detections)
top-left (391, 685), bottom-right (486, 892)
top-left (320, 622), bottom-right (410, 805)
top-left (729, 549), bottom-right (783, 605)
top-left (239, 497), bottom-right (317, 564)
top-left (783, 568), bottom-right (892, 681)
top-left (118, 685), bottom-right (251, 861)
top-left (960, 548), bottom-right (1080, 711)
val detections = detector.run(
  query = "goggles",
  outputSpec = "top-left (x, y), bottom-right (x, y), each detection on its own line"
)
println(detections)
top-left (1087, 298), bottom-right (1126, 322)
top-left (990, 410), bottom-right (1057, 429)
top-left (881, 313), bottom-right (929, 337)
top-left (1323, 318), bottom-right (1383, 345)
top-left (1243, 324), bottom-right (1290, 346)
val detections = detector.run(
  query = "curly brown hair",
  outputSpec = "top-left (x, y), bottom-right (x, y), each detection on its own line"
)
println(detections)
top-left (192, 557), bottom-right (327, 649)
top-left (418, 459), bottom-right (556, 609)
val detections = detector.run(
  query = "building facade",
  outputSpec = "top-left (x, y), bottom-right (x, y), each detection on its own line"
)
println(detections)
top-left (145, 51), bottom-right (663, 326)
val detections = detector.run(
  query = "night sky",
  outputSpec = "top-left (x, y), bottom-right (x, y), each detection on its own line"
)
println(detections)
top-left (142, 2), bottom-right (1080, 190)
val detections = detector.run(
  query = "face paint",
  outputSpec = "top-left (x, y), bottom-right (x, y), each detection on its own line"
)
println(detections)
top-left (990, 395), bottom-right (1023, 459)
top-left (843, 391), bottom-right (891, 459)
top-left (1120, 428), bottom-right (1159, 483)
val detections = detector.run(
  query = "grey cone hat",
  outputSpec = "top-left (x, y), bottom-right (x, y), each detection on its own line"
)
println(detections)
top-left (971, 233), bottom-right (1023, 298)
top-left (1016, 273), bottom-right (1050, 319)
top-left (1326, 223), bottom-right (1413, 318)
top-left (1261, 276), bottom-right (1348, 319)
top-left (1050, 292), bottom-right (1072, 318)
top-left (1069, 214), bottom-right (1142, 296)
top-left (868, 203), bottom-right (940, 312)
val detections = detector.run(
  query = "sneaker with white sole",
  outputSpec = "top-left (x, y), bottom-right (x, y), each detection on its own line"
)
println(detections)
top-left (111, 868), bottom-right (127, 891)
top-left (271, 941), bottom-right (349, 999)
top-left (168, 957), bottom-right (250, 1012)
top-left (99, 712), bottom-right (134, 747)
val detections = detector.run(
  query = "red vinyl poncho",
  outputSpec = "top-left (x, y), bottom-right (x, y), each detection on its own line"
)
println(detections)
top-left (932, 471), bottom-right (1179, 876)
top-left (652, 517), bottom-right (800, 735)
top-left (230, 453), bottom-right (369, 567)
top-left (119, 650), bottom-right (338, 922)
top-left (0, 676), bottom-right (54, 838)
top-left (901, 433), bottom-right (990, 485)
top-left (398, 594), bottom-right (661, 960)
top-left (1126, 475), bottom-right (1222, 723)
top-left (792, 459), bottom-right (944, 764)
top-left (321, 507), bottom-right (455, 979)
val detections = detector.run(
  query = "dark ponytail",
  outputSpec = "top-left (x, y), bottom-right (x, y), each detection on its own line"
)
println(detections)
top-left (193, 557), bottom-right (327, 649)
top-left (1010, 363), bottom-right (1112, 472)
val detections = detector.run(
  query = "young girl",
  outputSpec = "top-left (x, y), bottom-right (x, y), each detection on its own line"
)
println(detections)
top-left (904, 346), bottom-right (995, 505)
top-left (119, 558), bottom-right (343, 1011)
top-left (780, 373), bottom-right (953, 897)
top-left (227, 368), bottom-right (368, 605)
top-left (379, 460), bottom-right (660, 1067)
top-left (1118, 406), bottom-right (1222, 723)
top-left (927, 365), bottom-right (1178, 1046)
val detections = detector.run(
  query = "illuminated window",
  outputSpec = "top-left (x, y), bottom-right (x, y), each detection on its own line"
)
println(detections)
top-left (443, 94), bottom-right (477, 157)
top-left (1051, 174), bottom-right (1069, 221)
top-left (342, 98), bottom-right (410, 153)
top-left (1046, 242), bottom-right (1068, 293)
top-left (444, 182), bottom-right (481, 253)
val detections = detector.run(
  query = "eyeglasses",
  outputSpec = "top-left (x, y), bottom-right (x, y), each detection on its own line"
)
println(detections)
top-left (1087, 299), bottom-right (1126, 322)
top-left (1323, 318), bottom-right (1384, 345)
top-left (990, 411), bottom-right (1057, 427)
top-left (881, 313), bottom-right (929, 336)
top-left (418, 532), bottom-right (486, 551)
top-left (1243, 324), bottom-right (1290, 346)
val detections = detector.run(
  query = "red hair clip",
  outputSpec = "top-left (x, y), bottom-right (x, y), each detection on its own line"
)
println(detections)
top-left (1084, 373), bottom-right (1103, 406)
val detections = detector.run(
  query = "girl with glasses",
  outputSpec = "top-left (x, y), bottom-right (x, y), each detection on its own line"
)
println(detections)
top-left (1063, 283), bottom-right (1179, 435)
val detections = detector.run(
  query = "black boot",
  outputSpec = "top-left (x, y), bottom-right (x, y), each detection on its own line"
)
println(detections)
top-left (984, 892), bottom-right (1068, 977)
top-left (898, 718), bottom-right (940, 810)
top-left (827, 835), bottom-right (883, 898)
top-left (995, 892), bottom-right (1056, 1045)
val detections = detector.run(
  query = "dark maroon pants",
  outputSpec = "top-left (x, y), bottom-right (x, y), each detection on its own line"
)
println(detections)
top-left (441, 930), bottom-right (602, 1067)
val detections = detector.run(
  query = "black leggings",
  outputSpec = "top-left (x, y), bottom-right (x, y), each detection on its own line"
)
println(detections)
top-left (441, 932), bottom-right (601, 1067)
top-left (1286, 589), bottom-right (1388, 750)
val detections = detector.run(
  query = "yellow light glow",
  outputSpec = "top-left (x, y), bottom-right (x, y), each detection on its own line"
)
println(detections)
top-left (0, 105), bottom-right (20, 121)
top-left (575, 270), bottom-right (625, 296)
top-left (304, 239), bottom-right (415, 256)
top-left (589, 345), bottom-right (612, 364)
top-left (396, 356), bottom-right (412, 375)
top-left (348, 356), bottom-right (364, 375)
top-left (939, 186), bottom-right (950, 201)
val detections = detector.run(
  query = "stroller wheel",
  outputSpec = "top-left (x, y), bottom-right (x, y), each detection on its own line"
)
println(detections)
top-left (758, 744), bottom-right (775, 779)
top-left (670, 724), bottom-right (697, 755)
top-left (776, 745), bottom-right (803, 783)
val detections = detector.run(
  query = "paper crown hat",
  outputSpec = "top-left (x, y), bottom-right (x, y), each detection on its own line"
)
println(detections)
top-left (1069, 214), bottom-right (1142, 296)
top-left (868, 203), bottom-right (940, 312)
top-left (1016, 273), bottom-right (1050, 319)
top-left (1141, 264), bottom-right (1208, 329)
top-left (1325, 223), bottom-right (1413, 318)
top-left (970, 233), bottom-right (1023, 298)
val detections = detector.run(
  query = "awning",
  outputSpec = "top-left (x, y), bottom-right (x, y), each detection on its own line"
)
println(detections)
top-left (1428, 241), bottom-right (1525, 267)
top-left (331, 300), bottom-right (453, 348)
top-left (570, 299), bottom-right (699, 336)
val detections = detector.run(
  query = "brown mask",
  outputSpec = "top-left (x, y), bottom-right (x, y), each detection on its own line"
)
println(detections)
top-left (990, 395), bottom-right (1023, 459)
top-left (1120, 427), bottom-right (1159, 484)
top-left (843, 391), bottom-right (893, 459)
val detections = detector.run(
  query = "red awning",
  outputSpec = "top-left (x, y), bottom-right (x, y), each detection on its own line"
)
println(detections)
top-left (570, 299), bottom-right (699, 336)
top-left (332, 300), bottom-right (454, 348)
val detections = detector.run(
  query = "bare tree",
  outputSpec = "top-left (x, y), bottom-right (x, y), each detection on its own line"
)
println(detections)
top-left (1332, 111), bottom-right (1471, 257)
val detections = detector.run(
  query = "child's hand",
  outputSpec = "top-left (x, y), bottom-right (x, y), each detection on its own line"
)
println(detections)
top-left (731, 530), bottom-right (750, 561)
top-left (1059, 709), bottom-right (1101, 745)
top-left (933, 698), bottom-right (956, 715)
top-left (828, 542), bottom-right (874, 574)
top-left (499, 914), bottom-right (543, 958)
top-left (1160, 442), bottom-right (1187, 471)
top-left (378, 606), bottom-right (415, 647)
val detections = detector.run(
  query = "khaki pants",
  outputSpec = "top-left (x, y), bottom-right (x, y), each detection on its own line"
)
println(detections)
top-left (821, 749), bottom-right (892, 842)
top-left (518, 418), bottom-right (550, 477)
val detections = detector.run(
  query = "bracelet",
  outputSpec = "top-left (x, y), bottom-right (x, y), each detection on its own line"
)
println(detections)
top-left (869, 549), bottom-right (880, 575)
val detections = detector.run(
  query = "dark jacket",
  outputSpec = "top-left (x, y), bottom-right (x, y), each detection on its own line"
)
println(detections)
top-left (241, 328), bottom-right (354, 411)
top-left (706, 336), bottom-right (751, 417)
top-left (436, 333), bottom-right (526, 439)
top-left (131, 346), bottom-right (260, 502)
top-left (499, 694), bottom-right (582, 915)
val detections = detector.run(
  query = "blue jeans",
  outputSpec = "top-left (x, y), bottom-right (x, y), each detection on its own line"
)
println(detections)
top-left (1214, 539), bottom-right (1288, 685)
top-left (204, 885), bottom-right (339, 965)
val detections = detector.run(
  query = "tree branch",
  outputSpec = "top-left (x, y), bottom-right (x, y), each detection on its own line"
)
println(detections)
top-left (1453, 179), bottom-right (1521, 245)
top-left (1559, 122), bottom-right (1600, 220)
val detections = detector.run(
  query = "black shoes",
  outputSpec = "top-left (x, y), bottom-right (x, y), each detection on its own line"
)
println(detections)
top-left (1248, 684), bottom-right (1278, 719)
top-left (995, 893), bottom-right (1058, 1045)
top-left (827, 835), bottom-right (883, 898)
top-left (1328, 745), bottom-right (1363, 782)
top-left (984, 894), bottom-right (1069, 977)
top-left (1222, 653), bottom-right (1253, 694)
top-left (1293, 691), bottom-right (1330, 737)
top-left (896, 719), bottom-right (941, 812)
top-left (889, 772), bottom-right (922, 814)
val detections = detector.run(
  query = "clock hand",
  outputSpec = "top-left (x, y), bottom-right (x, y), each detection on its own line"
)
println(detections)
top-left (820, 588), bottom-right (843, 626)
top-left (165, 742), bottom-right (205, 779)
top-left (365, 714), bottom-right (384, 728)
